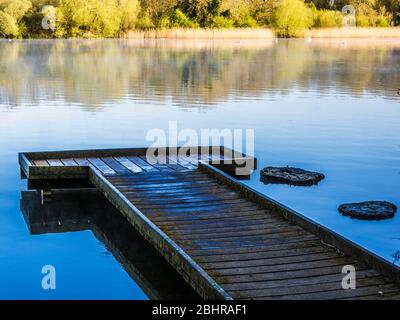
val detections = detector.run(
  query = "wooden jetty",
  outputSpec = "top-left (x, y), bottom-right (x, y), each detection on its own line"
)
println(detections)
top-left (19, 146), bottom-right (400, 300)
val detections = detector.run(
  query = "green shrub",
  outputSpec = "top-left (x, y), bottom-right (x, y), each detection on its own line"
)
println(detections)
top-left (376, 15), bottom-right (390, 27)
top-left (56, 0), bottom-right (122, 37)
top-left (119, 0), bottom-right (140, 31)
top-left (171, 9), bottom-right (198, 27)
top-left (0, 11), bottom-right (19, 37)
top-left (236, 14), bottom-right (258, 27)
top-left (356, 14), bottom-right (371, 27)
top-left (2, 0), bottom-right (32, 20)
top-left (274, 0), bottom-right (313, 37)
top-left (212, 15), bottom-right (233, 28)
top-left (135, 11), bottom-right (155, 29)
top-left (221, 0), bottom-right (258, 27)
top-left (313, 9), bottom-right (343, 28)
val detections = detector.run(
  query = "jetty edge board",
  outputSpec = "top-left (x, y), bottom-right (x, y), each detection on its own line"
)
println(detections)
top-left (19, 146), bottom-right (256, 180)
top-left (18, 147), bottom-right (400, 300)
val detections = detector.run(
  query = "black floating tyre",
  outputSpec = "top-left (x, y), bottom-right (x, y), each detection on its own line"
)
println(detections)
top-left (338, 201), bottom-right (397, 221)
top-left (260, 166), bottom-right (325, 186)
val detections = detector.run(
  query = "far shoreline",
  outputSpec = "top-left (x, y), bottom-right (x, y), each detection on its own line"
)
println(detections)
top-left (2, 27), bottom-right (400, 41)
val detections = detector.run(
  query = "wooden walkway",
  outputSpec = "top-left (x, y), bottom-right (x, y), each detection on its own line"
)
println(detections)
top-left (19, 147), bottom-right (400, 300)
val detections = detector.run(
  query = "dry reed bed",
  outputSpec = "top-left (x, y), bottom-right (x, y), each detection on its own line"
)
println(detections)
top-left (123, 28), bottom-right (275, 39)
top-left (307, 27), bottom-right (400, 38)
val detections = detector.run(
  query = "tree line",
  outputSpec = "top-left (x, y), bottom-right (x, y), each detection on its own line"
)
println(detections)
top-left (0, 0), bottom-right (399, 38)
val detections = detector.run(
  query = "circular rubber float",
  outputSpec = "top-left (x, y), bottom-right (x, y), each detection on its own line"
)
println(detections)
top-left (260, 166), bottom-right (325, 186)
top-left (338, 201), bottom-right (397, 220)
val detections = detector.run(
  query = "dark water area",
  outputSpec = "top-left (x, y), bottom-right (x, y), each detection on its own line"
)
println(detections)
top-left (0, 38), bottom-right (399, 298)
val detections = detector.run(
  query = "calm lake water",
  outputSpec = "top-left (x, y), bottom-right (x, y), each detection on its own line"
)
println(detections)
top-left (0, 38), bottom-right (399, 299)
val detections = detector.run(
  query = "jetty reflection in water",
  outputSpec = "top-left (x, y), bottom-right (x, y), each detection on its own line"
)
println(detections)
top-left (20, 189), bottom-right (199, 300)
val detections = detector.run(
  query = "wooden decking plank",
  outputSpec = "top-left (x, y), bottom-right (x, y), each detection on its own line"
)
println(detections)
top-left (111, 179), bottom-right (220, 189)
top-left (177, 156), bottom-right (198, 170)
top-left (176, 230), bottom-right (313, 246)
top-left (135, 202), bottom-right (258, 214)
top-left (118, 185), bottom-right (229, 195)
top-left (134, 200), bottom-right (253, 211)
top-left (221, 269), bottom-right (379, 292)
top-left (32, 160), bottom-right (49, 166)
top-left (232, 276), bottom-right (391, 299)
top-left (157, 216), bottom-right (285, 232)
top-left (203, 252), bottom-right (341, 270)
top-left (127, 156), bottom-right (160, 172)
top-left (178, 232), bottom-right (315, 249)
top-left (74, 158), bottom-right (91, 166)
top-left (187, 239), bottom-right (324, 257)
top-left (181, 234), bottom-right (319, 252)
top-left (153, 217), bottom-right (290, 232)
top-left (173, 225), bottom-right (307, 241)
top-left (145, 210), bottom-right (276, 223)
top-left (165, 156), bottom-right (191, 171)
top-left (60, 158), bottom-right (78, 166)
top-left (101, 157), bottom-right (132, 175)
top-left (47, 159), bottom-right (64, 166)
top-left (213, 264), bottom-right (357, 285)
top-left (125, 195), bottom-right (247, 206)
top-left (208, 257), bottom-right (350, 277)
top-left (87, 158), bottom-right (117, 175)
top-left (251, 284), bottom-right (400, 300)
top-left (192, 245), bottom-right (330, 263)
top-left (114, 157), bottom-right (143, 173)
top-left (139, 156), bottom-right (174, 172)
top-left (163, 220), bottom-right (292, 236)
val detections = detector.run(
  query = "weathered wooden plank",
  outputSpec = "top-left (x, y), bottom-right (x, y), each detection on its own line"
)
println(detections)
top-left (203, 252), bottom-right (341, 270)
top-left (221, 269), bottom-right (378, 292)
top-left (144, 210), bottom-right (276, 224)
top-left (74, 158), bottom-right (92, 166)
top-left (231, 276), bottom-right (390, 299)
top-left (177, 156), bottom-right (198, 170)
top-left (192, 245), bottom-right (329, 263)
top-left (139, 156), bottom-right (175, 172)
top-left (173, 225), bottom-right (306, 241)
top-left (114, 157), bottom-right (143, 173)
top-left (127, 156), bottom-right (159, 172)
top-left (87, 158), bottom-right (117, 175)
top-left (47, 159), bottom-right (64, 166)
top-left (163, 220), bottom-right (292, 236)
top-left (252, 284), bottom-right (400, 300)
top-left (167, 156), bottom-right (193, 171)
top-left (102, 157), bottom-right (132, 175)
top-left (187, 239), bottom-right (323, 257)
top-left (60, 158), bottom-right (78, 166)
top-left (32, 160), bottom-right (49, 166)
top-left (213, 265), bottom-right (352, 284)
